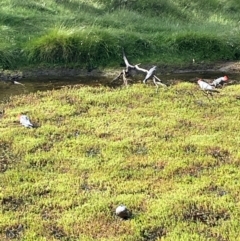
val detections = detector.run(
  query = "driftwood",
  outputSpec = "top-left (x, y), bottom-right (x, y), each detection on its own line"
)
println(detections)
top-left (135, 64), bottom-right (166, 90)
top-left (1, 79), bottom-right (25, 86)
top-left (111, 50), bottom-right (136, 85)
top-left (112, 51), bottom-right (166, 91)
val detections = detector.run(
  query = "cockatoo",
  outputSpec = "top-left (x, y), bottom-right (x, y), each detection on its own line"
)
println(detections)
top-left (197, 79), bottom-right (220, 97)
top-left (210, 75), bottom-right (228, 88)
top-left (18, 114), bottom-right (33, 128)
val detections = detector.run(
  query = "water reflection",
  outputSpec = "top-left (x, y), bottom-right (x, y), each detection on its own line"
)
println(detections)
top-left (0, 72), bottom-right (239, 102)
top-left (0, 76), bottom-right (107, 102)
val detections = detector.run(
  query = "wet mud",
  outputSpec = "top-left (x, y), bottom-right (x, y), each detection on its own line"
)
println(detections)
top-left (0, 61), bottom-right (240, 101)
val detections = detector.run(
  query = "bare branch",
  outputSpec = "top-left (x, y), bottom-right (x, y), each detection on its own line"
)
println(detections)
top-left (143, 66), bottom-right (157, 83)
top-left (134, 64), bottom-right (148, 73)
top-left (153, 75), bottom-right (161, 82)
top-left (122, 70), bottom-right (128, 86)
top-left (111, 71), bottom-right (123, 82)
top-left (12, 80), bottom-right (25, 86)
top-left (113, 51), bottom-right (167, 90)
top-left (123, 50), bottom-right (135, 71)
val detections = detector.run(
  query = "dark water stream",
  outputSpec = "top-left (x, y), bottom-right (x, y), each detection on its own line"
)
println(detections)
top-left (0, 72), bottom-right (239, 102)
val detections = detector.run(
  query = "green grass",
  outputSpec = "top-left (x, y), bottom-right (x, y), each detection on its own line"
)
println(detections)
top-left (0, 0), bottom-right (240, 70)
top-left (1, 81), bottom-right (240, 240)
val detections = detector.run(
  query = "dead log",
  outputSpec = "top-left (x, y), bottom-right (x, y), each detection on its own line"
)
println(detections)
top-left (112, 50), bottom-right (136, 85)
top-left (122, 69), bottom-right (128, 86)
top-left (112, 51), bottom-right (166, 90)
top-left (135, 64), bottom-right (166, 90)
top-left (123, 50), bottom-right (135, 74)
top-left (111, 71), bottom-right (123, 82)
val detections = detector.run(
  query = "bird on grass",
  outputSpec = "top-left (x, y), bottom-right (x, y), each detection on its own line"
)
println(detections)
top-left (197, 79), bottom-right (220, 97)
top-left (210, 75), bottom-right (228, 88)
top-left (18, 114), bottom-right (33, 128)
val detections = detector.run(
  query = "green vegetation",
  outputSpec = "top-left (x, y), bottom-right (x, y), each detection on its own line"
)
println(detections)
top-left (1, 1), bottom-right (240, 239)
top-left (1, 82), bottom-right (240, 240)
top-left (0, 0), bottom-right (240, 70)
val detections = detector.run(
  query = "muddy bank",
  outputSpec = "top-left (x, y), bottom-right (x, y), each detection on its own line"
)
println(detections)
top-left (20, 61), bottom-right (240, 78)
top-left (0, 61), bottom-right (240, 81)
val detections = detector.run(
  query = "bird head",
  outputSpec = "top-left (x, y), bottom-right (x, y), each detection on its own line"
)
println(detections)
top-left (223, 76), bottom-right (228, 81)
top-left (17, 114), bottom-right (22, 120)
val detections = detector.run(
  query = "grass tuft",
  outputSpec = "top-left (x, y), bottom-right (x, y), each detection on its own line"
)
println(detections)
top-left (1, 0), bottom-right (240, 69)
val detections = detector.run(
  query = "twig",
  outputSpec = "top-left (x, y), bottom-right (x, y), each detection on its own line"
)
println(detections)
top-left (122, 70), bottom-right (128, 86)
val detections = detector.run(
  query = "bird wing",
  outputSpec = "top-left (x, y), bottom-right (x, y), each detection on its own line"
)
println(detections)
top-left (198, 80), bottom-right (220, 92)
top-left (20, 115), bottom-right (33, 127)
top-left (198, 80), bottom-right (212, 90)
top-left (211, 77), bottom-right (225, 86)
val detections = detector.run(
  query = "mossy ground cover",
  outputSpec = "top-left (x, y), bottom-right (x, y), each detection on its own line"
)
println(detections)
top-left (1, 81), bottom-right (240, 240)
top-left (1, 0), bottom-right (240, 70)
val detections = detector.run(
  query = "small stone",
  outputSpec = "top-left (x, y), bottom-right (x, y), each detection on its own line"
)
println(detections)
top-left (115, 205), bottom-right (131, 219)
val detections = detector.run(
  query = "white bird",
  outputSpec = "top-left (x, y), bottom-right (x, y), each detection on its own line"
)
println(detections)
top-left (115, 205), bottom-right (131, 219)
top-left (210, 75), bottom-right (228, 87)
top-left (18, 114), bottom-right (33, 128)
top-left (197, 79), bottom-right (220, 97)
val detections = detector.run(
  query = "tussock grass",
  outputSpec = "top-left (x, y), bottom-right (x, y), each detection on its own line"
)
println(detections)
top-left (1, 0), bottom-right (240, 69)
top-left (1, 82), bottom-right (240, 240)
top-left (25, 27), bottom-right (122, 69)
top-left (0, 45), bottom-right (17, 69)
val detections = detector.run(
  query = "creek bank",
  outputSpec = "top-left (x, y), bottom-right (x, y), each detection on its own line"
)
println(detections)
top-left (0, 61), bottom-right (240, 81)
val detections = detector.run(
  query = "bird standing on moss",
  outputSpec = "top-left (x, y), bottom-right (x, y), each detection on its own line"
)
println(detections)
top-left (197, 79), bottom-right (220, 97)
top-left (210, 75), bottom-right (228, 88)
top-left (18, 114), bottom-right (33, 128)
